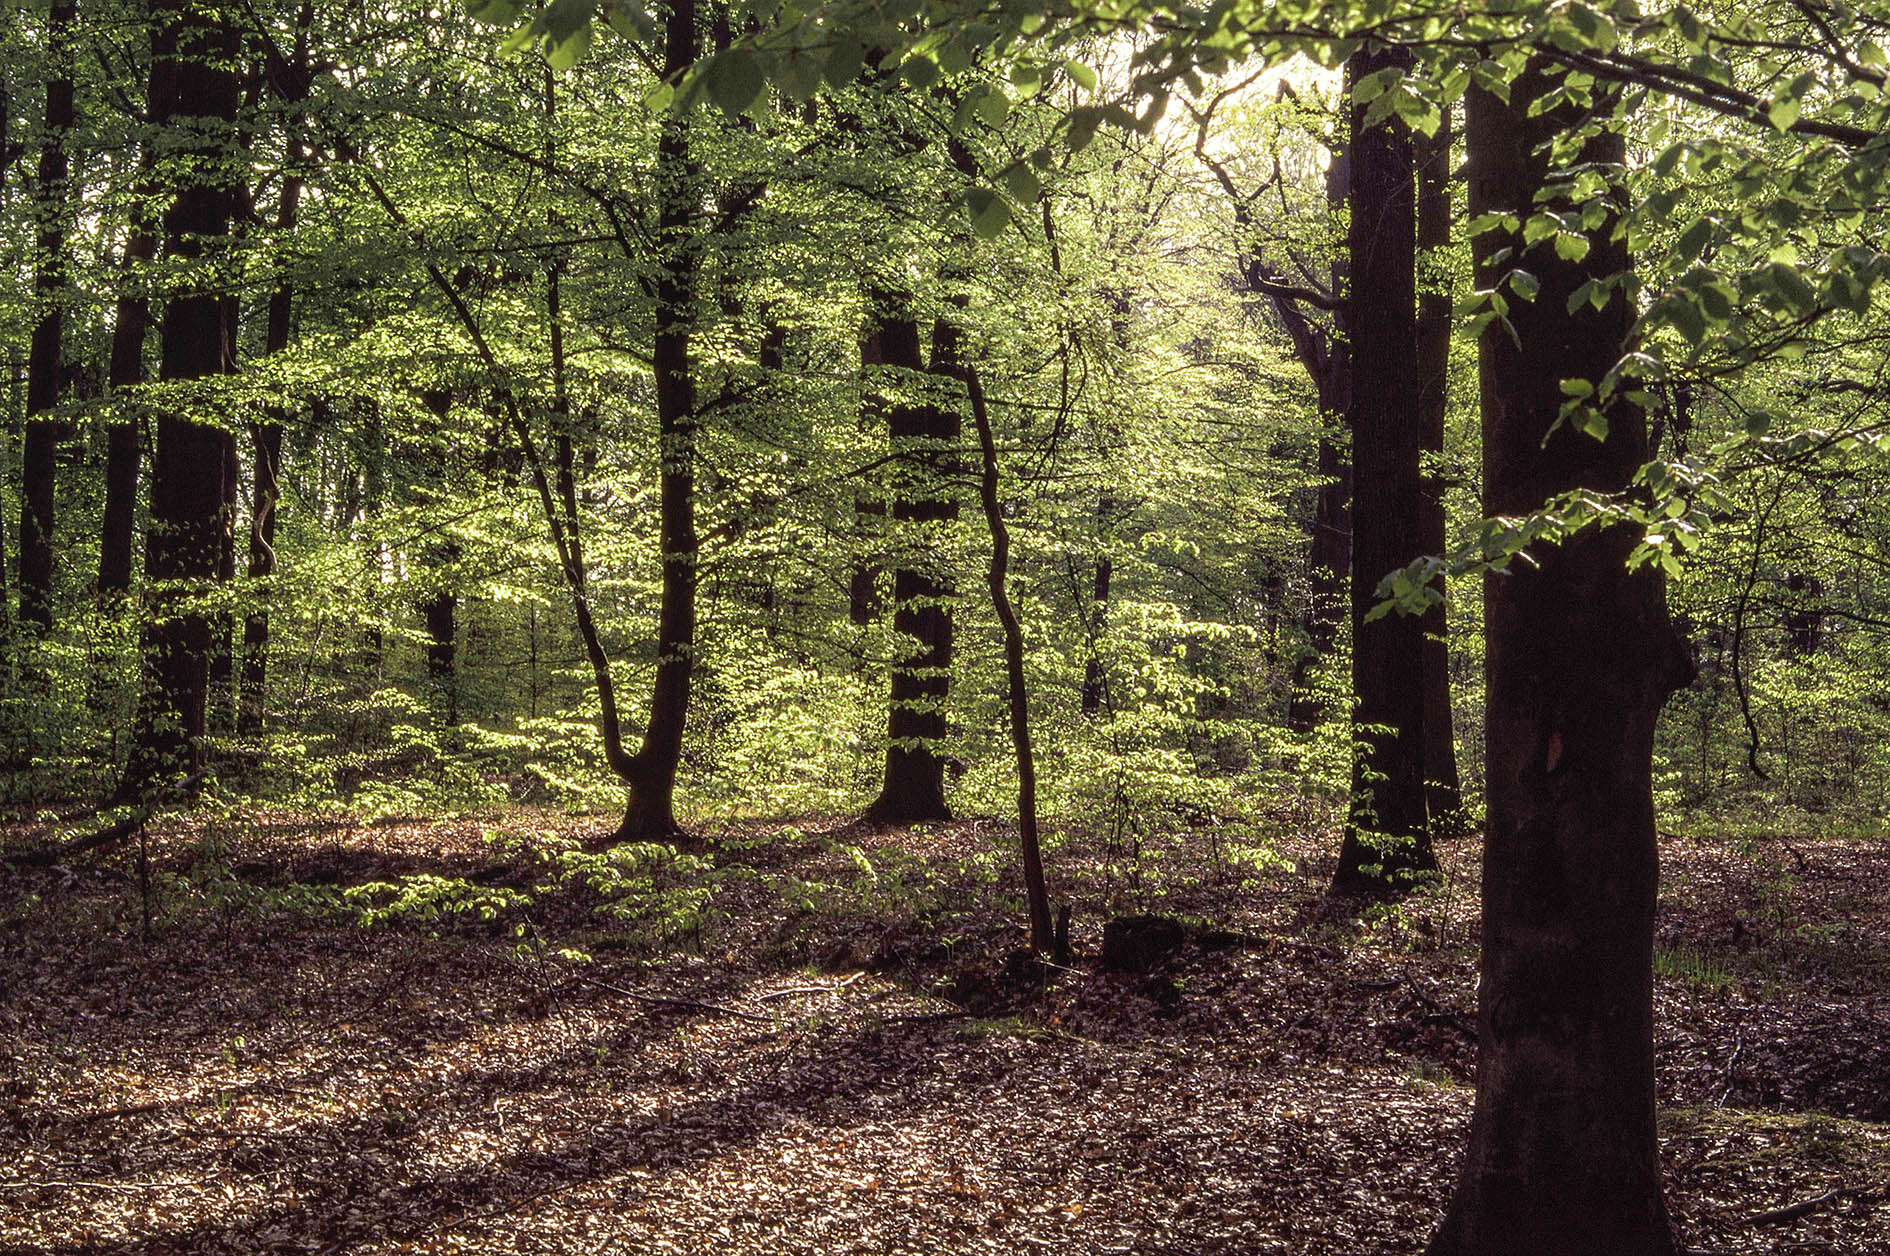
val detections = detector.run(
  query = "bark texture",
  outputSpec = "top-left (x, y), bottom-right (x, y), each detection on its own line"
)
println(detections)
top-left (1428, 68), bottom-right (1691, 1256)
top-left (18, 0), bottom-right (77, 636)
top-left (611, 0), bottom-right (700, 844)
top-left (1334, 46), bottom-right (1436, 892)
top-left (125, 0), bottom-right (241, 793)
top-left (1416, 107), bottom-right (1463, 826)
top-left (862, 310), bottom-right (958, 826)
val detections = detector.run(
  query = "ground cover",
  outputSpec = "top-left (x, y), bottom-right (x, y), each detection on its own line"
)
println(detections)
top-left (3, 811), bottom-right (1886, 1254)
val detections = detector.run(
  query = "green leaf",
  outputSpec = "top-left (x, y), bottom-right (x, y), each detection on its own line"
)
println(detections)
top-left (1553, 232), bottom-right (1591, 262)
top-left (822, 40), bottom-right (865, 88)
top-left (965, 187), bottom-right (1010, 239)
top-left (1675, 216), bottom-right (1713, 262)
top-left (705, 48), bottom-right (768, 115)
top-left (1003, 163), bottom-right (1040, 203)
top-left (976, 88), bottom-right (1009, 129)
top-left (1509, 269), bottom-right (1540, 300)
top-left (546, 21), bottom-right (593, 71)
top-left (470, 0), bottom-right (524, 25)
top-left (1559, 377), bottom-right (1594, 398)
top-left (1063, 59), bottom-right (1098, 91)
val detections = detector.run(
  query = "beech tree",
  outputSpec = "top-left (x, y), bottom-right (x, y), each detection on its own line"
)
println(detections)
top-left (1428, 65), bottom-right (1692, 1254)
top-left (126, 0), bottom-right (242, 793)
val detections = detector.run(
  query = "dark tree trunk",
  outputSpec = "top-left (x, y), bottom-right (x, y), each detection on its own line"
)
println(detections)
top-left (848, 320), bottom-right (889, 627)
top-left (239, 7), bottom-right (309, 733)
top-left (423, 591), bottom-right (458, 726)
top-left (1427, 68), bottom-right (1691, 1256)
top-left (1285, 149), bottom-right (1352, 734)
top-left (1416, 107), bottom-right (1463, 827)
top-left (100, 151), bottom-right (159, 600)
top-left (124, 0), bottom-right (241, 795)
top-left (1080, 528), bottom-right (1112, 716)
top-left (1334, 45), bottom-right (1435, 892)
top-left (18, 0), bottom-right (77, 637)
top-left (612, 0), bottom-right (700, 844)
top-left (961, 349), bottom-right (1053, 952)
top-left (862, 310), bottom-right (958, 826)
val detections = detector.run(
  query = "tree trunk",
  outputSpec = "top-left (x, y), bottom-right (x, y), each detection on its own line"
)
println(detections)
top-left (100, 147), bottom-right (159, 600)
top-left (1417, 105), bottom-right (1463, 827)
top-left (124, 0), bottom-right (241, 795)
top-left (962, 348), bottom-right (1053, 952)
top-left (17, 0), bottom-right (77, 637)
top-left (1285, 148), bottom-right (1352, 734)
top-left (239, 7), bottom-right (310, 733)
top-left (1427, 67), bottom-right (1691, 1256)
top-left (1334, 45), bottom-right (1435, 893)
top-left (849, 319), bottom-right (889, 627)
top-left (612, 0), bottom-right (700, 844)
top-left (862, 308), bottom-right (957, 826)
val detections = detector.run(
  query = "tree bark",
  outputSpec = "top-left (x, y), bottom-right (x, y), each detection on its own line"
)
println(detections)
top-left (962, 350), bottom-right (1053, 952)
top-left (18, 0), bottom-right (77, 637)
top-left (124, 0), bottom-right (241, 795)
top-left (239, 5), bottom-right (311, 733)
top-left (1334, 45), bottom-right (1435, 892)
top-left (862, 307), bottom-right (958, 826)
top-left (611, 0), bottom-right (700, 844)
top-left (100, 145), bottom-right (159, 600)
top-left (849, 319), bottom-right (890, 627)
top-left (1428, 66), bottom-right (1691, 1256)
top-left (1416, 105), bottom-right (1463, 827)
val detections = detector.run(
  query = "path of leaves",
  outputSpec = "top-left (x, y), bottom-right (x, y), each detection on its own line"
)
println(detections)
top-left (2, 812), bottom-right (1886, 1254)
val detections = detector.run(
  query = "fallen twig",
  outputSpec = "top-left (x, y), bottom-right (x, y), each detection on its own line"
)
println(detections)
top-left (753, 972), bottom-right (865, 1001)
top-left (1747, 1187), bottom-right (1846, 1227)
top-left (566, 973), bottom-right (777, 1024)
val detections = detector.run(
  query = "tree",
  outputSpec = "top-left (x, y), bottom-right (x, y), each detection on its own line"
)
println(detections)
top-left (1333, 44), bottom-right (1436, 892)
top-left (1427, 63), bottom-right (1693, 1255)
top-left (18, 0), bottom-right (77, 639)
top-left (125, 0), bottom-right (243, 793)
top-left (861, 303), bottom-right (960, 826)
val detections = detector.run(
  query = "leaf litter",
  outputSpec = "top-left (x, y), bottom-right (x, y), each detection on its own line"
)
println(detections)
top-left (2, 811), bottom-right (1886, 1254)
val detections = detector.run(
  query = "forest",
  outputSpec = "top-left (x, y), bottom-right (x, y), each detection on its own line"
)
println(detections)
top-left (1, 0), bottom-right (1887, 1251)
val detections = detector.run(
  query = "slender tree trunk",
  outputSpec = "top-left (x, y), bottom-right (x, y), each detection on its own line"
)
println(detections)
top-left (124, 0), bottom-right (241, 795)
top-left (1080, 513), bottom-right (1112, 716)
top-left (100, 146), bottom-right (159, 600)
top-left (1335, 45), bottom-right (1435, 892)
top-left (962, 351), bottom-right (1053, 951)
top-left (862, 307), bottom-right (958, 826)
top-left (849, 319), bottom-right (889, 627)
top-left (1286, 149), bottom-right (1352, 733)
top-left (1416, 105), bottom-right (1463, 828)
top-left (239, 7), bottom-right (310, 733)
top-left (18, 0), bottom-right (77, 637)
top-left (612, 0), bottom-right (700, 843)
top-left (1427, 67), bottom-right (1690, 1256)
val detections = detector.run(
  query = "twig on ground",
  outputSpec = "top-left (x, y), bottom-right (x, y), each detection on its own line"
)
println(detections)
top-left (1746, 1187), bottom-right (1846, 1226)
top-left (567, 972), bottom-right (777, 1023)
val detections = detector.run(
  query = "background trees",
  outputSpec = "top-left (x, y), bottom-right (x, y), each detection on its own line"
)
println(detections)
top-left (3, 2), bottom-right (1889, 1247)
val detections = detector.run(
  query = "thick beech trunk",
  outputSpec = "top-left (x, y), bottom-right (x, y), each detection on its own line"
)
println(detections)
top-left (862, 311), bottom-right (957, 826)
top-left (611, 0), bottom-right (700, 844)
top-left (124, 0), bottom-right (240, 794)
top-left (18, 0), bottom-right (77, 637)
top-left (1427, 69), bottom-right (1691, 1256)
top-left (1335, 45), bottom-right (1435, 892)
top-left (1416, 108), bottom-right (1463, 826)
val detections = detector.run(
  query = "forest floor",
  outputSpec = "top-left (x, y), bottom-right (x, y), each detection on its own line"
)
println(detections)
top-left (2, 804), bottom-right (1888, 1255)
